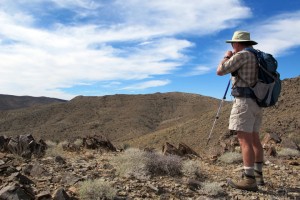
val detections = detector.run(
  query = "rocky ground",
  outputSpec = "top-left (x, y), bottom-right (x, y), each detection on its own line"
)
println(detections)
top-left (0, 147), bottom-right (299, 200)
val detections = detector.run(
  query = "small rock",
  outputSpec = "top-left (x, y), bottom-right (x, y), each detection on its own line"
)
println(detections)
top-left (289, 161), bottom-right (299, 166)
top-left (0, 160), bottom-right (5, 165)
top-left (36, 191), bottom-right (52, 200)
top-left (55, 156), bottom-right (66, 165)
top-left (265, 160), bottom-right (271, 165)
top-left (68, 186), bottom-right (77, 195)
top-left (53, 188), bottom-right (71, 200)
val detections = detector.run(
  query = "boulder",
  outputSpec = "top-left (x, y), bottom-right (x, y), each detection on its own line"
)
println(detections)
top-left (178, 143), bottom-right (200, 158)
top-left (53, 188), bottom-right (71, 200)
top-left (162, 142), bottom-right (199, 158)
top-left (262, 133), bottom-right (281, 148)
top-left (219, 131), bottom-right (239, 153)
top-left (6, 134), bottom-right (47, 158)
top-left (0, 183), bottom-right (34, 200)
top-left (9, 172), bottom-right (34, 185)
top-left (0, 135), bottom-right (10, 152)
top-left (162, 142), bottom-right (179, 156)
top-left (266, 146), bottom-right (277, 157)
top-left (83, 135), bottom-right (117, 151)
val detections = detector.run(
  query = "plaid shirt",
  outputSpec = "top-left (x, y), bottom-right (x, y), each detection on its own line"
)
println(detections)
top-left (220, 50), bottom-right (258, 87)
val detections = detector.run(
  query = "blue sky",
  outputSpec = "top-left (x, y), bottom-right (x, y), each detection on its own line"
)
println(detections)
top-left (0, 0), bottom-right (299, 100)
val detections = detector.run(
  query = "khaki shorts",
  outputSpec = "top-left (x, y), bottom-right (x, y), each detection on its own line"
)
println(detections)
top-left (229, 97), bottom-right (263, 133)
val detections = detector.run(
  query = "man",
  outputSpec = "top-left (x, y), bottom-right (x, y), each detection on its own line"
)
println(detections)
top-left (216, 31), bottom-right (264, 192)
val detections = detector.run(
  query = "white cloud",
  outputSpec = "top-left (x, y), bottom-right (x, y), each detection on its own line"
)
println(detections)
top-left (253, 11), bottom-right (300, 56)
top-left (121, 80), bottom-right (171, 90)
top-left (0, 0), bottom-right (252, 99)
top-left (184, 66), bottom-right (211, 76)
top-left (113, 0), bottom-right (251, 35)
top-left (52, 0), bottom-right (102, 10)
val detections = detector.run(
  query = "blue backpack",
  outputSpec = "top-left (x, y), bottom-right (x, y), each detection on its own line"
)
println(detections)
top-left (245, 48), bottom-right (281, 107)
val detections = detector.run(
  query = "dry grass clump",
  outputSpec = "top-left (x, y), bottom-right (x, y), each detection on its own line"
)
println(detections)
top-left (277, 148), bottom-right (300, 157)
top-left (79, 179), bottom-right (116, 200)
top-left (73, 138), bottom-right (83, 148)
top-left (118, 143), bottom-right (131, 151)
top-left (201, 182), bottom-right (225, 196)
top-left (289, 133), bottom-right (300, 146)
top-left (145, 151), bottom-right (182, 176)
top-left (110, 148), bottom-right (183, 179)
top-left (110, 148), bottom-right (148, 179)
top-left (45, 140), bottom-right (67, 157)
top-left (182, 159), bottom-right (202, 178)
top-left (218, 152), bottom-right (242, 164)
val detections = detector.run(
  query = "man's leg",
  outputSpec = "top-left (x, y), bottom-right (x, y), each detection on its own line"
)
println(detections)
top-left (227, 131), bottom-right (258, 191)
top-left (252, 132), bottom-right (265, 185)
top-left (252, 132), bottom-right (263, 162)
top-left (237, 131), bottom-right (255, 170)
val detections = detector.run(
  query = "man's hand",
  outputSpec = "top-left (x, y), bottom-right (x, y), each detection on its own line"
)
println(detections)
top-left (217, 50), bottom-right (233, 75)
top-left (224, 50), bottom-right (233, 58)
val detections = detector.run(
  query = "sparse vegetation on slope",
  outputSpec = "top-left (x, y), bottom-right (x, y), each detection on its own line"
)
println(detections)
top-left (0, 134), bottom-right (299, 199)
top-left (79, 179), bottom-right (117, 200)
top-left (0, 76), bottom-right (299, 154)
top-left (218, 152), bottom-right (242, 164)
top-left (110, 148), bottom-right (204, 180)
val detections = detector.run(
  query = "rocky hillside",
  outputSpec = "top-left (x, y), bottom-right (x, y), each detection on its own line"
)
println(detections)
top-left (0, 76), bottom-right (299, 199)
top-left (0, 134), bottom-right (299, 199)
top-left (0, 94), bottom-right (67, 111)
top-left (0, 76), bottom-right (299, 153)
top-left (0, 92), bottom-right (227, 150)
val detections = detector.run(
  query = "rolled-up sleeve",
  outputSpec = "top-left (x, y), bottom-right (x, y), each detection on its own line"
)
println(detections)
top-left (219, 53), bottom-right (246, 75)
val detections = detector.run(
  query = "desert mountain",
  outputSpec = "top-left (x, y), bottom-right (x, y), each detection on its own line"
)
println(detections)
top-left (0, 94), bottom-right (67, 111)
top-left (0, 76), bottom-right (299, 153)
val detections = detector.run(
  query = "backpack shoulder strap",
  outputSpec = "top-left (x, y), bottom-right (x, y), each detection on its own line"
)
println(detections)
top-left (245, 48), bottom-right (278, 81)
top-left (244, 47), bottom-right (258, 55)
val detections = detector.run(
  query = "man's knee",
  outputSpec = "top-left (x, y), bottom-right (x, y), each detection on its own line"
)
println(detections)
top-left (237, 131), bottom-right (253, 143)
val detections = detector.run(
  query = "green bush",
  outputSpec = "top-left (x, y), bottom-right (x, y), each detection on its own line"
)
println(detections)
top-left (218, 152), bottom-right (242, 164)
top-left (79, 179), bottom-right (117, 200)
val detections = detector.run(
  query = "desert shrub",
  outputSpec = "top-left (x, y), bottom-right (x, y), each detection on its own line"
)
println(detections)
top-left (182, 159), bottom-right (202, 178)
top-left (79, 179), bottom-right (116, 200)
top-left (45, 140), bottom-right (57, 148)
top-left (110, 148), bottom-right (183, 178)
top-left (202, 182), bottom-right (224, 196)
top-left (73, 138), bottom-right (83, 148)
top-left (278, 148), bottom-right (300, 157)
top-left (57, 141), bottom-right (69, 149)
top-left (45, 140), bottom-right (67, 157)
top-left (110, 148), bottom-right (148, 179)
top-left (145, 152), bottom-right (182, 176)
top-left (218, 152), bottom-right (242, 164)
top-left (121, 143), bottom-right (131, 150)
top-left (289, 133), bottom-right (300, 146)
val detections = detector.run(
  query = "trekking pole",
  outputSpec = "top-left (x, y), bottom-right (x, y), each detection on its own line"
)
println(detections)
top-left (206, 79), bottom-right (231, 145)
